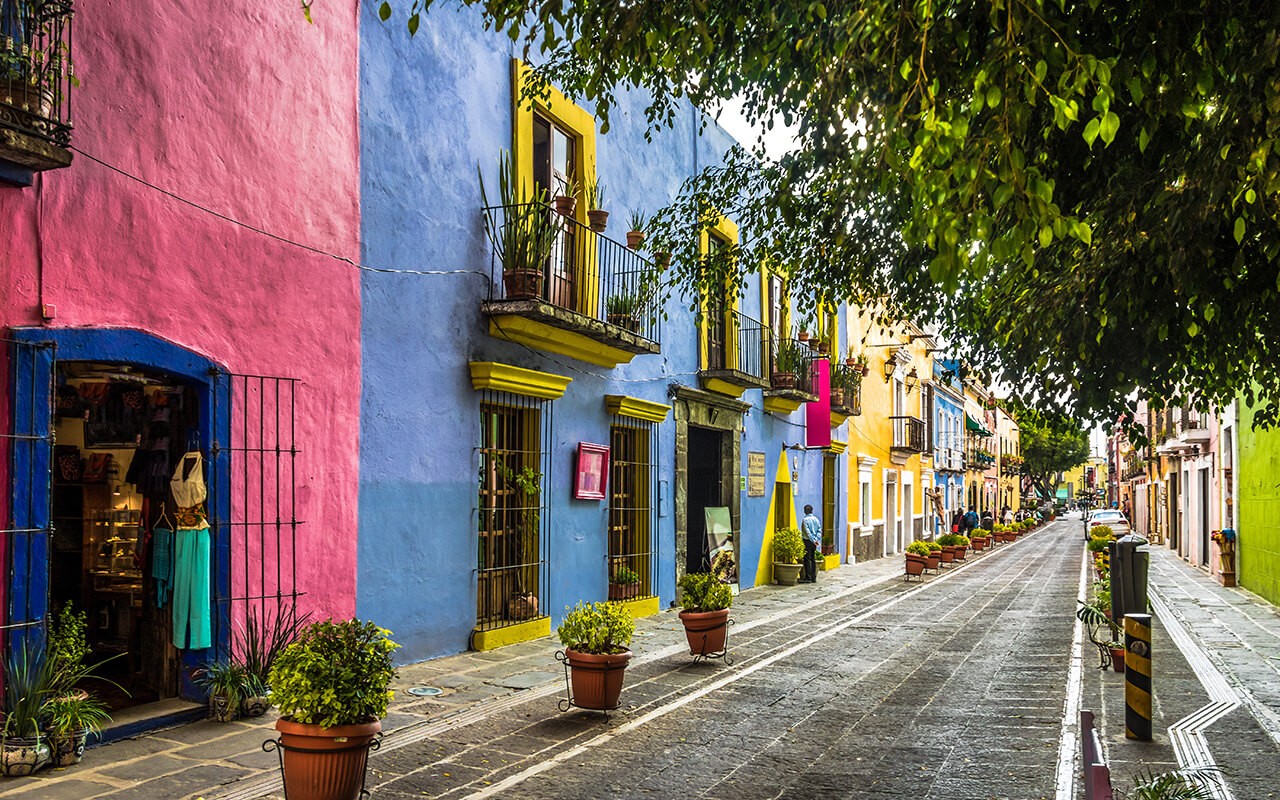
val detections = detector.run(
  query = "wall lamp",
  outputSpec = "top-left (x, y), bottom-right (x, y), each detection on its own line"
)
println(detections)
top-left (883, 359), bottom-right (896, 381)
top-left (905, 368), bottom-right (919, 392)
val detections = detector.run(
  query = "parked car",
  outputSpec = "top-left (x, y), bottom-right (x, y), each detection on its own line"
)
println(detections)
top-left (1085, 509), bottom-right (1130, 539)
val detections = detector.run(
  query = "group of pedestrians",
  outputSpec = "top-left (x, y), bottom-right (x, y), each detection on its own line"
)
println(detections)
top-left (950, 504), bottom-right (1022, 535)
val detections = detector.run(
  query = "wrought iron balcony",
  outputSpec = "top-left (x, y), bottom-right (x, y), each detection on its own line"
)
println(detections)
top-left (762, 335), bottom-right (818, 413)
top-left (480, 203), bottom-right (660, 367)
top-left (830, 364), bottom-right (862, 421)
top-left (890, 415), bottom-right (927, 454)
top-left (0, 0), bottom-right (73, 178)
top-left (698, 309), bottom-right (770, 394)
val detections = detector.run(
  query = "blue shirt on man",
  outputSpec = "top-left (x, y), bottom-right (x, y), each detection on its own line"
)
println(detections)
top-left (801, 513), bottom-right (822, 545)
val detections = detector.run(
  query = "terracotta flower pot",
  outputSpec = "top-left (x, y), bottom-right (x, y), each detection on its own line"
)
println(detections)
top-left (654, 251), bottom-right (671, 270)
top-left (771, 371), bottom-right (797, 390)
top-left (679, 608), bottom-right (730, 655)
top-left (924, 553), bottom-right (941, 570)
top-left (797, 331), bottom-right (809, 342)
top-left (275, 717), bottom-right (381, 800)
top-left (565, 649), bottom-right (632, 710)
top-left (938, 548), bottom-right (955, 563)
top-left (1109, 647), bottom-right (1126, 672)
top-left (774, 562), bottom-right (802, 585)
top-left (502, 268), bottom-right (544, 300)
top-left (587, 209), bottom-right (609, 232)
top-left (831, 387), bottom-right (846, 407)
top-left (50, 729), bottom-right (87, 767)
top-left (626, 230), bottom-right (645, 248)
top-left (608, 582), bottom-right (641, 601)
top-left (553, 195), bottom-right (577, 216)
top-left (951, 546), bottom-right (967, 561)
top-left (905, 553), bottom-right (927, 576)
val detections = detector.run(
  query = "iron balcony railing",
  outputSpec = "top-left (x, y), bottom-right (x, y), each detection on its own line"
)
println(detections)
top-left (706, 309), bottom-right (770, 383)
top-left (767, 335), bottom-right (817, 395)
top-left (935, 447), bottom-right (963, 471)
top-left (890, 415), bottom-right (927, 453)
top-left (0, 0), bottom-right (73, 145)
top-left (482, 202), bottom-right (661, 344)
top-left (830, 364), bottom-right (863, 415)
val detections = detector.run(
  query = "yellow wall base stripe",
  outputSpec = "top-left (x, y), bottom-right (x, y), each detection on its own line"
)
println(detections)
top-left (820, 554), bottom-right (840, 571)
top-left (613, 595), bottom-right (660, 619)
top-left (471, 617), bottom-right (551, 651)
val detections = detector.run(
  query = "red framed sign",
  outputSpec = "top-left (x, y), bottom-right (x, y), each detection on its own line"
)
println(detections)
top-left (574, 442), bottom-right (610, 500)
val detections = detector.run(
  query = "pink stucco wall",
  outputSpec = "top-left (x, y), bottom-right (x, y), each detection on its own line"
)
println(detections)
top-left (0, 0), bottom-right (361, 621)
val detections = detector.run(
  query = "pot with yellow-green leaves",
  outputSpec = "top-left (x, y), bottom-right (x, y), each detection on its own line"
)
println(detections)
top-left (557, 601), bottom-right (634, 710)
top-left (678, 573), bottom-right (733, 656)
top-left (904, 541), bottom-right (930, 578)
top-left (772, 526), bottom-right (805, 585)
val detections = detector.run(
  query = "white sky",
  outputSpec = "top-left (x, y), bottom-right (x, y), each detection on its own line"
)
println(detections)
top-left (709, 97), bottom-right (801, 161)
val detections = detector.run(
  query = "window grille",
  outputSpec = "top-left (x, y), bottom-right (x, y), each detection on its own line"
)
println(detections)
top-left (608, 418), bottom-right (658, 599)
top-left (477, 391), bottom-right (552, 631)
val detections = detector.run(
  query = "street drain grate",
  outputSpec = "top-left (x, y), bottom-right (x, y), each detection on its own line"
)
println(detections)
top-left (406, 686), bottom-right (444, 697)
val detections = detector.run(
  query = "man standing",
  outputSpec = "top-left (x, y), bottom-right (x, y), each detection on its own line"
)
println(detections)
top-left (801, 504), bottom-right (822, 584)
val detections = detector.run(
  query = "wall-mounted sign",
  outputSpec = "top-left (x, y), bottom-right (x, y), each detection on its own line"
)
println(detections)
top-left (747, 451), bottom-right (766, 497)
top-left (574, 442), bottom-right (610, 500)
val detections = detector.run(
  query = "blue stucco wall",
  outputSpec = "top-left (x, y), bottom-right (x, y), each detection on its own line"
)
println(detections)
top-left (357, 6), bottom-right (847, 662)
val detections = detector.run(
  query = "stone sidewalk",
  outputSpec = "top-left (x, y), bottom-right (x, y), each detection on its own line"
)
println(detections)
top-left (0, 554), bottom-right (907, 800)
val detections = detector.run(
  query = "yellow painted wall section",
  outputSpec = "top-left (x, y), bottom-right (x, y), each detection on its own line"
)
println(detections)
top-left (754, 450), bottom-right (795, 586)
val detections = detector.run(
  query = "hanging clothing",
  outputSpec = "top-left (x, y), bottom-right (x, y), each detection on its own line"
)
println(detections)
top-left (170, 452), bottom-right (207, 508)
top-left (172, 524), bottom-right (211, 650)
top-left (151, 527), bottom-right (174, 608)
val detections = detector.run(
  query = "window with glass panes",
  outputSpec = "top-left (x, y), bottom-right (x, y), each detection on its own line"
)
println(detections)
top-left (608, 420), bottom-right (658, 598)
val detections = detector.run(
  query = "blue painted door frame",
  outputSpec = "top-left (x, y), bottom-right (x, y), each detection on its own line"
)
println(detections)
top-left (8, 327), bottom-right (230, 700)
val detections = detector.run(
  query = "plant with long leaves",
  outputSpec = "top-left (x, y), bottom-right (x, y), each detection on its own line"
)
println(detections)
top-left (1124, 767), bottom-right (1226, 800)
top-left (478, 150), bottom-right (560, 276)
top-left (236, 605), bottom-right (312, 697)
top-left (3, 640), bottom-right (55, 738)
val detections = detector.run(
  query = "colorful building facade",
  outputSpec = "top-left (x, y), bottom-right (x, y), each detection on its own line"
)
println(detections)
top-left (930, 360), bottom-right (965, 534)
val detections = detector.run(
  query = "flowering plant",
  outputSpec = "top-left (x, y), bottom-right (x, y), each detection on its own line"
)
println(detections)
top-left (1211, 529), bottom-right (1236, 547)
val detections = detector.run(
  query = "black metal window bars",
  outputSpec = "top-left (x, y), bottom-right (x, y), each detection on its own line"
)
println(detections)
top-left (608, 418), bottom-right (658, 602)
top-left (705, 309), bottom-right (770, 382)
top-left (482, 203), bottom-right (661, 345)
top-left (767, 335), bottom-right (818, 395)
top-left (891, 415), bottom-right (927, 453)
top-left (477, 391), bottom-right (552, 632)
top-left (0, 0), bottom-right (73, 145)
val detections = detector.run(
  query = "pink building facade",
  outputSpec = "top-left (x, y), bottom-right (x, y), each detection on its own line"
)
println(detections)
top-left (1, 0), bottom-right (360, 715)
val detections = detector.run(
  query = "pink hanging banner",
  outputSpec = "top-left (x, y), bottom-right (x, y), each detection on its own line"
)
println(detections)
top-left (805, 358), bottom-right (831, 448)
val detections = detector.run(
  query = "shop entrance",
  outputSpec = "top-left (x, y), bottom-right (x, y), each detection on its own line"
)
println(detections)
top-left (686, 426), bottom-right (724, 575)
top-left (50, 362), bottom-right (202, 710)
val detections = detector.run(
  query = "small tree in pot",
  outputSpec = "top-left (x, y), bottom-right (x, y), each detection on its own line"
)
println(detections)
top-left (677, 573), bottom-right (733, 656)
top-left (269, 619), bottom-right (399, 800)
top-left (772, 526), bottom-right (805, 585)
top-left (557, 601), bottom-right (634, 710)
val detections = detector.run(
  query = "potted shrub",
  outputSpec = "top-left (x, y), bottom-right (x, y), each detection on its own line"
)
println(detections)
top-left (626, 209), bottom-right (646, 249)
top-left (772, 337), bottom-right (805, 390)
top-left (854, 353), bottom-right (870, 376)
top-left (905, 541), bottom-right (930, 578)
top-left (608, 563), bottom-right (642, 601)
top-left (797, 328), bottom-right (809, 343)
top-left (237, 606), bottom-right (310, 718)
top-left (677, 572), bottom-right (733, 656)
top-left (553, 177), bottom-right (578, 217)
top-left (195, 660), bottom-right (249, 723)
top-left (45, 694), bottom-right (110, 767)
top-left (923, 540), bottom-right (942, 571)
top-left (584, 177), bottom-right (608, 232)
top-left (772, 526), bottom-right (805, 585)
top-left (479, 152), bottom-right (559, 301)
top-left (269, 619), bottom-right (399, 800)
top-left (952, 534), bottom-right (970, 560)
top-left (606, 294), bottom-right (641, 332)
top-left (557, 601), bottom-right (634, 710)
top-left (2, 642), bottom-right (54, 776)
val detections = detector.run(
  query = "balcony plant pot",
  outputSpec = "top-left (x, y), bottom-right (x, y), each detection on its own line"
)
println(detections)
top-left (587, 209), bottom-right (609, 232)
top-left (797, 330), bottom-right (809, 343)
top-left (774, 562), bottom-right (802, 585)
top-left (608, 582), bottom-right (641, 601)
top-left (554, 195), bottom-right (577, 216)
top-left (502, 268), bottom-right (544, 300)
top-left (275, 717), bottom-right (381, 800)
top-left (831, 387), bottom-right (846, 407)
top-left (771, 371), bottom-right (797, 390)
top-left (0, 82), bottom-right (54, 134)
top-left (49, 729), bottom-right (88, 768)
top-left (678, 608), bottom-right (730, 655)
top-left (564, 649), bottom-right (631, 710)
top-left (816, 340), bottom-right (830, 355)
top-left (626, 230), bottom-right (645, 249)
top-left (606, 313), bottom-right (639, 333)
top-left (905, 553), bottom-right (927, 577)
top-left (1109, 647), bottom-right (1126, 672)
top-left (654, 251), bottom-right (671, 271)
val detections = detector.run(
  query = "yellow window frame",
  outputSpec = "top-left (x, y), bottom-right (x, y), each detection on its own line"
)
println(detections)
top-left (697, 214), bottom-right (740, 370)
top-left (510, 59), bottom-right (600, 316)
top-left (759, 261), bottom-right (791, 374)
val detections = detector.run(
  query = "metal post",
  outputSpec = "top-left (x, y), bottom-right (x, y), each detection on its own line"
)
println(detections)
top-left (1124, 613), bottom-right (1152, 740)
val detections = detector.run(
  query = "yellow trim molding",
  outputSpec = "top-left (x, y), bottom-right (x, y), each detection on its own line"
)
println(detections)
top-left (612, 595), bottom-right (660, 620)
top-left (487, 316), bottom-right (638, 368)
top-left (471, 616), bottom-right (551, 651)
top-left (830, 409), bottom-right (851, 427)
top-left (762, 394), bottom-right (805, 414)
top-left (604, 395), bottom-right (672, 423)
top-left (702, 377), bottom-right (747, 398)
top-left (469, 361), bottom-right (572, 399)
top-left (828, 439), bottom-right (848, 455)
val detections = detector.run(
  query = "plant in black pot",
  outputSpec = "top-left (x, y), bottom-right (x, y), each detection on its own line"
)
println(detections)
top-left (772, 526), bottom-right (805, 585)
top-left (268, 619), bottom-right (399, 800)
top-left (556, 601), bottom-right (634, 710)
top-left (1, 641), bottom-right (54, 776)
top-left (195, 660), bottom-right (249, 723)
top-left (677, 572), bottom-right (733, 657)
top-left (45, 694), bottom-right (110, 767)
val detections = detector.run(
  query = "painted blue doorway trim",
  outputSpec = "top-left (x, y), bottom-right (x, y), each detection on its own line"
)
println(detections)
top-left (9, 327), bottom-right (229, 699)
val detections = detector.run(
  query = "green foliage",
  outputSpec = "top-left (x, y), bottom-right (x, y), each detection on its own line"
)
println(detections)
top-left (44, 694), bottom-right (111, 735)
top-left (236, 606), bottom-right (311, 696)
top-left (1077, 599), bottom-right (1122, 646)
top-left (955, 535), bottom-right (970, 547)
top-left (1087, 536), bottom-right (1112, 553)
top-left (478, 150), bottom-right (559, 274)
top-left (906, 540), bottom-right (931, 556)
top-left (611, 563), bottom-right (640, 585)
top-left (678, 572), bottom-right (733, 612)
top-left (582, 174), bottom-right (605, 211)
top-left (269, 619), bottom-right (399, 728)
top-left (1092, 525), bottom-right (1115, 540)
top-left (1019, 414), bottom-right (1091, 499)
top-left (194, 660), bottom-right (250, 705)
top-left (938, 533), bottom-right (970, 547)
top-left (607, 294), bottom-right (640, 317)
top-left (3, 641), bottom-right (55, 738)
top-left (772, 526), bottom-right (805, 564)
top-left (627, 209), bottom-right (647, 233)
top-left (1127, 767), bottom-right (1225, 800)
top-left (48, 602), bottom-right (91, 696)
top-left (924, 540), bottom-right (942, 552)
top-left (557, 601), bottom-right (634, 654)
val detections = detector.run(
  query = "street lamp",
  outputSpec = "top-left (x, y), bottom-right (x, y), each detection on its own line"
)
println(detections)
top-left (905, 368), bottom-right (919, 392)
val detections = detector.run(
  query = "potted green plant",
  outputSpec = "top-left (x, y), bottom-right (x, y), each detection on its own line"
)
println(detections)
top-left (923, 539), bottom-right (943, 571)
top-left (677, 572), bottom-right (733, 656)
top-left (626, 209), bottom-right (647, 249)
top-left (583, 177), bottom-right (608, 231)
top-left (553, 177), bottom-right (579, 217)
top-left (772, 526), bottom-right (805, 585)
top-left (556, 601), bottom-right (634, 710)
top-left (194, 660), bottom-right (249, 723)
top-left (905, 540), bottom-right (930, 578)
top-left (1077, 600), bottom-right (1124, 672)
top-left (236, 606), bottom-right (310, 718)
top-left (608, 562), bottom-right (642, 601)
top-left (479, 151), bottom-right (560, 300)
top-left (2, 641), bottom-right (54, 776)
top-left (934, 533), bottom-right (957, 563)
top-left (606, 294), bottom-right (641, 332)
top-left (772, 337), bottom-right (806, 390)
top-left (44, 694), bottom-right (110, 767)
top-left (269, 619), bottom-right (399, 800)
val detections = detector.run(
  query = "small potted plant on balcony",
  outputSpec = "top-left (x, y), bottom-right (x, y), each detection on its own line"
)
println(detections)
top-left (553, 177), bottom-right (579, 217)
top-left (854, 353), bottom-right (870, 377)
top-left (608, 562), bottom-right (642, 601)
top-left (45, 693), bottom-right (110, 767)
top-left (479, 152), bottom-right (560, 301)
top-left (905, 540), bottom-right (930, 579)
top-left (557, 601), bottom-right (634, 709)
top-left (584, 177), bottom-right (608, 232)
top-left (626, 209), bottom-right (647, 249)
top-left (772, 336), bottom-right (805, 390)
top-left (677, 572), bottom-right (733, 656)
top-left (829, 363), bottom-right (848, 408)
top-left (772, 526), bottom-right (805, 585)
top-left (606, 294), bottom-right (641, 332)
top-left (270, 619), bottom-right (399, 800)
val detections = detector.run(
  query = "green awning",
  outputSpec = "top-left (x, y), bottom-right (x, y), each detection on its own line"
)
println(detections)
top-left (966, 414), bottom-right (993, 437)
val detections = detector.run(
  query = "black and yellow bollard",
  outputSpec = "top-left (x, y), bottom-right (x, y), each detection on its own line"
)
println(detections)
top-left (1124, 613), bottom-right (1152, 740)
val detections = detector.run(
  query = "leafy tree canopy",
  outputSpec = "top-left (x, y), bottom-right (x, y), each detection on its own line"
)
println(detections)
top-left (1016, 408), bottom-right (1091, 499)
top-left (380, 0), bottom-right (1280, 425)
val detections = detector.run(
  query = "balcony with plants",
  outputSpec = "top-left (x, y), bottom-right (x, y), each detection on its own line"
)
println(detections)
top-left (0, 0), bottom-right (73, 183)
top-left (479, 157), bottom-right (661, 369)
top-left (762, 334), bottom-right (817, 414)
top-left (829, 360), bottom-right (863, 425)
top-left (697, 308), bottom-right (770, 397)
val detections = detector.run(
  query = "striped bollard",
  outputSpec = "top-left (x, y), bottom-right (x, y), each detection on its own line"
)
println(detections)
top-left (1124, 613), bottom-right (1152, 740)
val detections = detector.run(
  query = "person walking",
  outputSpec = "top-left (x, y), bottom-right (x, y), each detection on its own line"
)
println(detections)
top-left (950, 507), bottom-right (964, 534)
top-left (1002, 505), bottom-right (1014, 525)
top-left (962, 507), bottom-right (979, 536)
top-left (800, 504), bottom-right (822, 583)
